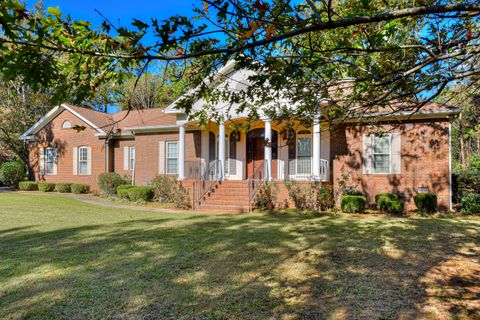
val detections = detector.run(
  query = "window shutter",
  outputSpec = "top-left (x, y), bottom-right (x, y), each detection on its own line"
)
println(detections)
top-left (362, 134), bottom-right (373, 174)
top-left (39, 147), bottom-right (45, 176)
top-left (159, 141), bottom-right (165, 174)
top-left (72, 147), bottom-right (78, 175)
top-left (52, 148), bottom-right (58, 175)
top-left (123, 146), bottom-right (129, 170)
top-left (391, 133), bottom-right (401, 174)
top-left (86, 147), bottom-right (92, 175)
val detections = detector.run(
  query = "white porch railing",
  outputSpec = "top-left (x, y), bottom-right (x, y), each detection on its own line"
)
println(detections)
top-left (286, 158), bottom-right (329, 181)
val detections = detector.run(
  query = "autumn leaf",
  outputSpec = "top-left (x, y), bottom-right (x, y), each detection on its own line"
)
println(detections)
top-left (253, 0), bottom-right (269, 13)
top-left (203, 1), bottom-right (209, 14)
top-left (265, 24), bottom-right (277, 40)
top-left (244, 22), bottom-right (260, 39)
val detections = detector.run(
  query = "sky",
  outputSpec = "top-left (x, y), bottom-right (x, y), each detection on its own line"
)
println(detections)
top-left (26, 0), bottom-right (200, 46)
top-left (23, 1), bottom-right (201, 113)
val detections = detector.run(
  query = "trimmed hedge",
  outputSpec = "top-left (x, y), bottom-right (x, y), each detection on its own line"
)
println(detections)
top-left (461, 193), bottom-right (480, 215)
top-left (98, 173), bottom-right (128, 196)
top-left (18, 181), bottom-right (38, 191)
top-left (117, 185), bottom-right (134, 199)
top-left (55, 183), bottom-right (72, 193)
top-left (413, 193), bottom-right (437, 214)
top-left (71, 184), bottom-right (90, 194)
top-left (0, 161), bottom-right (26, 187)
top-left (384, 200), bottom-right (404, 215)
top-left (341, 195), bottom-right (367, 213)
top-left (38, 182), bottom-right (56, 192)
top-left (375, 193), bottom-right (399, 211)
top-left (127, 186), bottom-right (155, 202)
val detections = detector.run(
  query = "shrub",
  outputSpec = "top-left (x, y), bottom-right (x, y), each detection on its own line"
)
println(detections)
top-left (152, 175), bottom-right (177, 203)
top-left (375, 193), bottom-right (399, 211)
top-left (0, 161), bottom-right (26, 187)
top-left (55, 183), bottom-right (72, 193)
top-left (117, 184), bottom-right (134, 199)
top-left (284, 181), bottom-right (316, 210)
top-left (383, 199), bottom-right (404, 215)
top-left (413, 193), bottom-right (437, 214)
top-left (172, 184), bottom-right (191, 209)
top-left (317, 184), bottom-right (335, 211)
top-left (38, 182), bottom-right (56, 192)
top-left (18, 181), bottom-right (38, 191)
top-left (461, 193), bottom-right (480, 215)
top-left (340, 195), bottom-right (366, 213)
top-left (71, 184), bottom-right (90, 194)
top-left (127, 186), bottom-right (155, 202)
top-left (254, 182), bottom-right (279, 211)
top-left (98, 173), bottom-right (128, 196)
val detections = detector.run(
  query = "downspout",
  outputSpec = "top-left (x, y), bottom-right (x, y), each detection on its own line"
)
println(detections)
top-left (132, 131), bottom-right (136, 186)
top-left (449, 121), bottom-right (453, 212)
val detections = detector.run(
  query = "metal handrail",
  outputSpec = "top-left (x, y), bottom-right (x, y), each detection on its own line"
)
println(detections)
top-left (191, 160), bottom-right (220, 209)
top-left (247, 162), bottom-right (266, 212)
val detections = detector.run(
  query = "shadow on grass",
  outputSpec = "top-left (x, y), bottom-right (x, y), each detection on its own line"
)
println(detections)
top-left (0, 214), bottom-right (479, 319)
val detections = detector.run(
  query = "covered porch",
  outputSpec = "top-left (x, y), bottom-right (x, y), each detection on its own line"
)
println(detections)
top-left (179, 116), bottom-right (330, 182)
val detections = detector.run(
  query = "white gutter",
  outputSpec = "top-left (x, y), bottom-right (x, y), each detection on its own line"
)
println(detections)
top-left (449, 121), bottom-right (453, 212)
top-left (124, 125), bottom-right (180, 133)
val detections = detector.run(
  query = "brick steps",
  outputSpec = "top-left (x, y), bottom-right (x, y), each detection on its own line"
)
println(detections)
top-left (197, 180), bottom-right (251, 213)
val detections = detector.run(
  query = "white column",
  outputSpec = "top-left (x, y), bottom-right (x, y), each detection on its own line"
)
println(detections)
top-left (218, 122), bottom-right (226, 181)
top-left (312, 113), bottom-right (321, 180)
top-left (264, 118), bottom-right (272, 181)
top-left (178, 124), bottom-right (186, 180)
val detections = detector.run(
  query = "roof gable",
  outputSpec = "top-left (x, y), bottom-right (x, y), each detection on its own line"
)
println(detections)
top-left (20, 104), bottom-right (107, 140)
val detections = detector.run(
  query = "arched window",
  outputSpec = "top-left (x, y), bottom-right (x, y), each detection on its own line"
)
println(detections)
top-left (62, 120), bottom-right (72, 129)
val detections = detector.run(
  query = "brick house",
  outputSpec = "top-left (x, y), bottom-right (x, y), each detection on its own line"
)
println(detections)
top-left (21, 64), bottom-right (459, 212)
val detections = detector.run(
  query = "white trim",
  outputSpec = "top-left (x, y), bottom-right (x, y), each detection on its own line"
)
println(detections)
top-left (20, 104), bottom-right (107, 140)
top-left (20, 106), bottom-right (60, 140)
top-left (124, 124), bottom-right (180, 133)
top-left (449, 122), bottom-right (453, 212)
top-left (61, 104), bottom-right (106, 135)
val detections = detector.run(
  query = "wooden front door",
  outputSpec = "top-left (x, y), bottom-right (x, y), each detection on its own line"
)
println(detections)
top-left (246, 128), bottom-right (278, 179)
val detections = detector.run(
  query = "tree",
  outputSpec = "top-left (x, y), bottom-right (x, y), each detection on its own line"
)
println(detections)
top-left (1, 1), bottom-right (480, 121)
top-left (0, 78), bottom-right (52, 174)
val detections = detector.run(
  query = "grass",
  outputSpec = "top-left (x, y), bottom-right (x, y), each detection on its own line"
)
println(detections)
top-left (0, 193), bottom-right (479, 319)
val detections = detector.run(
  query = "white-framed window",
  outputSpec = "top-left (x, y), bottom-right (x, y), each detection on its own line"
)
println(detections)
top-left (78, 146), bottom-right (88, 175)
top-left (45, 147), bottom-right (57, 175)
top-left (373, 134), bottom-right (391, 174)
top-left (129, 146), bottom-right (135, 170)
top-left (166, 141), bottom-right (178, 174)
top-left (62, 120), bottom-right (72, 129)
top-left (296, 130), bottom-right (312, 174)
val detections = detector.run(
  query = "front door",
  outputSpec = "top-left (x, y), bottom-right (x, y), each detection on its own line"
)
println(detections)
top-left (246, 128), bottom-right (278, 179)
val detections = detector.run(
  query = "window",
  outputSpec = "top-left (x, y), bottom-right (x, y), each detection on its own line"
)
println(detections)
top-left (296, 130), bottom-right (312, 174)
top-left (373, 134), bottom-right (391, 173)
top-left (78, 146), bottom-right (88, 175)
top-left (62, 120), bottom-right (72, 129)
top-left (45, 147), bottom-right (56, 175)
top-left (129, 146), bottom-right (135, 170)
top-left (166, 141), bottom-right (178, 174)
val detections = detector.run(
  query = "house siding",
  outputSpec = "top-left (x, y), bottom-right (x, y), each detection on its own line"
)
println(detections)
top-left (331, 119), bottom-right (451, 210)
top-left (29, 109), bottom-right (106, 188)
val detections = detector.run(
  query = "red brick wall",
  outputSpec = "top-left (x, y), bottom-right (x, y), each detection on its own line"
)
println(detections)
top-left (110, 139), bottom-right (135, 179)
top-left (134, 130), bottom-right (201, 185)
top-left (330, 120), bottom-right (451, 210)
top-left (29, 109), bottom-right (106, 188)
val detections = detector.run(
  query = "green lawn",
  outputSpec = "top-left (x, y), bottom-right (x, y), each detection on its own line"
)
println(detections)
top-left (1, 194), bottom-right (479, 320)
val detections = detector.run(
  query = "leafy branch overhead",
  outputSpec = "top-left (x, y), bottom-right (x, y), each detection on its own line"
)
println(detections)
top-left (1, 0), bottom-right (480, 120)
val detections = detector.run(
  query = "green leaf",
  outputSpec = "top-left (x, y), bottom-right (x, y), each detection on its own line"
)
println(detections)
top-left (132, 19), bottom-right (149, 30)
top-left (47, 6), bottom-right (61, 18)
